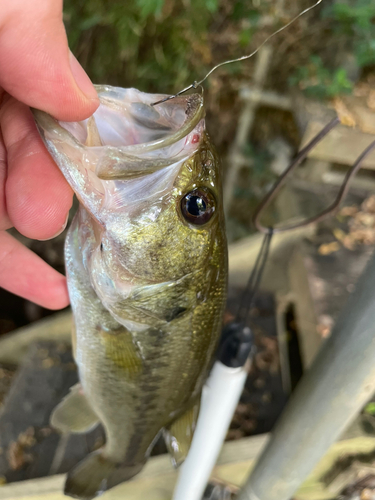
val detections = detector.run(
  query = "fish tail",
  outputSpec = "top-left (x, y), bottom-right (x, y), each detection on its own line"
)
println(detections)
top-left (64, 450), bottom-right (144, 499)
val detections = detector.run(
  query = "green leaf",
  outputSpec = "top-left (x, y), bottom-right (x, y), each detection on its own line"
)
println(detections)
top-left (135, 0), bottom-right (165, 19)
top-left (238, 28), bottom-right (253, 47)
top-left (365, 402), bottom-right (375, 416)
top-left (205, 0), bottom-right (219, 13)
top-left (79, 14), bottom-right (102, 31)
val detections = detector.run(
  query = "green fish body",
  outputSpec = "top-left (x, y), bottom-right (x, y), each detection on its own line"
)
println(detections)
top-left (33, 86), bottom-right (227, 499)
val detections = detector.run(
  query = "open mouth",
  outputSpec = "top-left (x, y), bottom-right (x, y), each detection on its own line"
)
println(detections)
top-left (60, 88), bottom-right (183, 147)
top-left (33, 86), bottom-right (205, 181)
top-left (59, 86), bottom-right (204, 151)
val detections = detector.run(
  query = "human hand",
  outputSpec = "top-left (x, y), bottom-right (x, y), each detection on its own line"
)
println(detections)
top-left (0, 0), bottom-right (99, 309)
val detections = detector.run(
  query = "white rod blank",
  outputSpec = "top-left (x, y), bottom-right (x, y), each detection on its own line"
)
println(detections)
top-left (172, 361), bottom-right (249, 500)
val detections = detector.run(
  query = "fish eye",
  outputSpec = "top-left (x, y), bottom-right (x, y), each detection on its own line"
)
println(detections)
top-left (180, 188), bottom-right (216, 225)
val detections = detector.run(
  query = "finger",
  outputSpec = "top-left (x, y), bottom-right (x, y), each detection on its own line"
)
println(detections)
top-left (1, 96), bottom-right (73, 240)
top-left (0, 129), bottom-right (11, 230)
top-left (0, 0), bottom-right (99, 121)
top-left (0, 231), bottom-right (69, 310)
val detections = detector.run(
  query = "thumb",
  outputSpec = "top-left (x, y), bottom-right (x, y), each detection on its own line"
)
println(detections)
top-left (0, 0), bottom-right (99, 121)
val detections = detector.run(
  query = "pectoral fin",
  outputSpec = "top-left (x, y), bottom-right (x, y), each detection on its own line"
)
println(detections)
top-left (51, 384), bottom-right (99, 434)
top-left (164, 401), bottom-right (200, 467)
top-left (99, 328), bottom-right (143, 378)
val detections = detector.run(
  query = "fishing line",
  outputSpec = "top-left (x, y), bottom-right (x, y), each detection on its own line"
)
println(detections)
top-left (151, 0), bottom-right (331, 331)
top-left (235, 229), bottom-right (273, 325)
top-left (217, 229), bottom-right (272, 371)
top-left (152, 0), bottom-right (323, 106)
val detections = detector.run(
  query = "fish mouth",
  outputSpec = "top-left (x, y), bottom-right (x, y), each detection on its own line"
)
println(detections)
top-left (91, 86), bottom-right (205, 153)
top-left (32, 87), bottom-right (205, 181)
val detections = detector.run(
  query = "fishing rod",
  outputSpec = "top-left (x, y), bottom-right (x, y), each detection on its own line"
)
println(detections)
top-left (173, 325), bottom-right (253, 500)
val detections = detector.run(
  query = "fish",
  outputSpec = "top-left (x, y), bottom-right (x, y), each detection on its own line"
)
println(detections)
top-left (32, 85), bottom-right (227, 499)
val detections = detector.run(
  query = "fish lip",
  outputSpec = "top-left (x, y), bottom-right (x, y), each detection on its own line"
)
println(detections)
top-left (31, 88), bottom-right (205, 156)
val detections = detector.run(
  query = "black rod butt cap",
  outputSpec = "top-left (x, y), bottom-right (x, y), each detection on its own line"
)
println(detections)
top-left (217, 322), bottom-right (254, 368)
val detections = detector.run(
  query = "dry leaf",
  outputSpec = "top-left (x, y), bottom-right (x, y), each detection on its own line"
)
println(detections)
top-left (351, 228), bottom-right (375, 245)
top-left (342, 235), bottom-right (356, 250)
top-left (318, 242), bottom-right (340, 255)
top-left (333, 97), bottom-right (356, 127)
top-left (317, 314), bottom-right (334, 338)
top-left (355, 212), bottom-right (375, 227)
top-left (367, 89), bottom-right (375, 111)
top-left (333, 228), bottom-right (347, 242)
top-left (361, 488), bottom-right (375, 500)
top-left (362, 195), bottom-right (375, 213)
top-left (339, 206), bottom-right (358, 217)
top-left (18, 427), bottom-right (36, 448)
top-left (317, 324), bottom-right (332, 338)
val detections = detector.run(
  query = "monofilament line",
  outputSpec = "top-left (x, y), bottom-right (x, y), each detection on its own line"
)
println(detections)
top-left (151, 0), bottom-right (323, 106)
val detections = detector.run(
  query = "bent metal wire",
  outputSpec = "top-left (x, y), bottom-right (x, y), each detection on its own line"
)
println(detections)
top-left (151, 0), bottom-right (324, 107)
top-left (235, 119), bottom-right (375, 338)
top-left (253, 118), bottom-right (375, 233)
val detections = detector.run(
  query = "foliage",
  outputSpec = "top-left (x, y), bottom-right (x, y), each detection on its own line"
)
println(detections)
top-left (323, 0), bottom-right (375, 68)
top-left (64, 0), bottom-right (216, 92)
top-left (364, 402), bottom-right (375, 416)
top-left (290, 0), bottom-right (375, 99)
top-left (63, 0), bottom-right (267, 94)
top-left (63, 0), bottom-right (375, 243)
top-left (65, 0), bottom-right (375, 99)
top-left (289, 56), bottom-right (353, 100)
top-left (64, 0), bottom-right (256, 95)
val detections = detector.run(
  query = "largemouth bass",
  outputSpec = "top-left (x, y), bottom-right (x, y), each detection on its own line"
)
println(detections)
top-left (33, 86), bottom-right (227, 499)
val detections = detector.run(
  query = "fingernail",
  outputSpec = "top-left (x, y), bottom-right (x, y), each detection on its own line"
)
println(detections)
top-left (38, 212), bottom-right (69, 241)
top-left (69, 51), bottom-right (98, 101)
